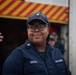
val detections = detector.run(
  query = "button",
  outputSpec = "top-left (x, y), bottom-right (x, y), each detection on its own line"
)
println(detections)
top-left (36, 13), bottom-right (39, 16)
top-left (27, 43), bottom-right (30, 46)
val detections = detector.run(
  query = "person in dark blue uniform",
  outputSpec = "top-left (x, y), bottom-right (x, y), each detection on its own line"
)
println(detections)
top-left (52, 32), bottom-right (65, 55)
top-left (2, 12), bottom-right (71, 75)
top-left (49, 35), bottom-right (56, 47)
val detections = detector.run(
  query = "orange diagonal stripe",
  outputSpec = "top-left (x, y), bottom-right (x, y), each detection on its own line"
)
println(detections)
top-left (20, 3), bottom-right (37, 16)
top-left (0, 0), bottom-right (12, 10)
top-left (47, 6), bottom-right (59, 19)
top-left (30, 4), bottom-right (45, 14)
top-left (12, 2), bottom-right (29, 15)
top-left (2, 1), bottom-right (21, 14)
top-left (52, 7), bottom-right (65, 20)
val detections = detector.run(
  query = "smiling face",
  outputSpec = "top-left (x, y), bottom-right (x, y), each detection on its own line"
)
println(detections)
top-left (27, 20), bottom-right (49, 45)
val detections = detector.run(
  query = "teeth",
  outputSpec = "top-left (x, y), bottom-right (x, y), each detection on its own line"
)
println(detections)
top-left (34, 35), bottom-right (39, 36)
top-left (34, 34), bottom-right (40, 36)
top-left (33, 34), bottom-right (41, 36)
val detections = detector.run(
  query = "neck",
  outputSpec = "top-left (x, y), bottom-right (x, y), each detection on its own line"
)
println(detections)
top-left (35, 43), bottom-right (46, 52)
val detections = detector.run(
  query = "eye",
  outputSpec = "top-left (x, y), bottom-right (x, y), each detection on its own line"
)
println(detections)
top-left (30, 25), bottom-right (35, 29)
top-left (39, 24), bottom-right (46, 29)
top-left (28, 25), bottom-right (35, 29)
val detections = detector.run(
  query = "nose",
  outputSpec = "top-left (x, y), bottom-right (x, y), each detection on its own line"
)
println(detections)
top-left (34, 27), bottom-right (40, 31)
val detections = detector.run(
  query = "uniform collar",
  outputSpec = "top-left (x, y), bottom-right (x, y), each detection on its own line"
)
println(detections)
top-left (24, 39), bottom-right (33, 49)
top-left (24, 39), bottom-right (53, 51)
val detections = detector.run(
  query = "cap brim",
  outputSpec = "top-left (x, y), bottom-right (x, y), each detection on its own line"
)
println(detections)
top-left (27, 18), bottom-right (48, 25)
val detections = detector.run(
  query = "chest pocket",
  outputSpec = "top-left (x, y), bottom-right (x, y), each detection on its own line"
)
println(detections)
top-left (55, 59), bottom-right (66, 75)
top-left (24, 61), bottom-right (45, 74)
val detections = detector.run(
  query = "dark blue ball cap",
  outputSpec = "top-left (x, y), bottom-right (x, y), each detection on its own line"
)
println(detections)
top-left (26, 12), bottom-right (50, 26)
top-left (52, 32), bottom-right (58, 37)
top-left (49, 35), bottom-right (55, 41)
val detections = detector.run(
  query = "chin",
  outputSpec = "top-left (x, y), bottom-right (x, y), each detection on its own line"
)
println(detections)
top-left (33, 39), bottom-right (42, 44)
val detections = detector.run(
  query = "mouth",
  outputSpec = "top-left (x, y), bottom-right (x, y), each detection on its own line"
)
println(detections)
top-left (33, 35), bottom-right (41, 38)
top-left (33, 33), bottom-right (41, 36)
top-left (33, 34), bottom-right (42, 39)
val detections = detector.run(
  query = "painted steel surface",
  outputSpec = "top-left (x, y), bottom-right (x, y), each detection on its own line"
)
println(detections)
top-left (0, 0), bottom-right (68, 24)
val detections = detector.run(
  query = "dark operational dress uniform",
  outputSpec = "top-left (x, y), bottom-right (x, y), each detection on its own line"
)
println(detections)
top-left (2, 39), bottom-right (71, 75)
